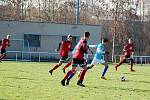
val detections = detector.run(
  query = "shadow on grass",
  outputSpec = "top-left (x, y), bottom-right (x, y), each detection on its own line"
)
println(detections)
top-left (0, 99), bottom-right (6, 100)
top-left (0, 84), bottom-right (17, 88)
top-left (0, 69), bottom-right (7, 72)
top-left (89, 85), bottom-right (150, 93)
top-left (6, 76), bottom-right (35, 80)
top-left (122, 72), bottom-right (150, 77)
top-left (127, 79), bottom-right (150, 84)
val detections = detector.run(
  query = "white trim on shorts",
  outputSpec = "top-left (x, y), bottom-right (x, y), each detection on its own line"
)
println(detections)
top-left (91, 58), bottom-right (105, 65)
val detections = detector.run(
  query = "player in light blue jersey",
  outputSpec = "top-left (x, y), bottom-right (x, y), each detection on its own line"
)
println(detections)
top-left (88, 39), bottom-right (109, 80)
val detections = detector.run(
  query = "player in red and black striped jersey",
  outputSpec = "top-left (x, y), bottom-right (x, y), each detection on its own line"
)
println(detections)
top-left (61, 32), bottom-right (90, 87)
top-left (115, 38), bottom-right (135, 72)
top-left (0, 35), bottom-right (11, 62)
top-left (49, 35), bottom-right (73, 75)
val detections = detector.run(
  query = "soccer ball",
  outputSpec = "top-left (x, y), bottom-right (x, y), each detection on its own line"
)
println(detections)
top-left (120, 75), bottom-right (126, 82)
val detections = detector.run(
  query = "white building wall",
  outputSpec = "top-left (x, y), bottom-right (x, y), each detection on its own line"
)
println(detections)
top-left (0, 21), bottom-right (104, 59)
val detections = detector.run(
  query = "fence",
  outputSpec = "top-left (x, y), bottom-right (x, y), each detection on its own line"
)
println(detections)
top-left (5, 51), bottom-right (59, 62)
top-left (3, 51), bottom-right (150, 65)
top-left (114, 55), bottom-right (150, 64)
top-left (4, 51), bottom-right (94, 62)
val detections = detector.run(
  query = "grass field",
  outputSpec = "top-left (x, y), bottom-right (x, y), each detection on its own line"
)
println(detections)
top-left (0, 62), bottom-right (150, 100)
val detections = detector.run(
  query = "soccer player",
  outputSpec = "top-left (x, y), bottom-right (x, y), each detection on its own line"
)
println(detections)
top-left (65, 50), bottom-right (89, 85)
top-left (49, 34), bottom-right (73, 75)
top-left (88, 39), bottom-right (109, 80)
top-left (61, 32), bottom-right (90, 87)
top-left (0, 35), bottom-right (11, 62)
top-left (115, 38), bottom-right (135, 72)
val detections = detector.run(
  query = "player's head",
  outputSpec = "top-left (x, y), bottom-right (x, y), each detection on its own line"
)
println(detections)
top-left (84, 32), bottom-right (90, 40)
top-left (67, 34), bottom-right (73, 42)
top-left (7, 34), bottom-right (11, 39)
top-left (102, 38), bottom-right (109, 45)
top-left (128, 38), bottom-right (132, 44)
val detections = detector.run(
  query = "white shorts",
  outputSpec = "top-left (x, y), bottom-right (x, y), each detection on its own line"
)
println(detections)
top-left (71, 65), bottom-right (86, 71)
top-left (76, 66), bottom-right (84, 71)
top-left (91, 58), bottom-right (106, 65)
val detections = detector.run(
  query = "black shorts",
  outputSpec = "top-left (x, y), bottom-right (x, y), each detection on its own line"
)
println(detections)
top-left (1, 49), bottom-right (6, 54)
top-left (72, 58), bottom-right (86, 67)
top-left (125, 55), bottom-right (130, 58)
top-left (59, 56), bottom-right (70, 63)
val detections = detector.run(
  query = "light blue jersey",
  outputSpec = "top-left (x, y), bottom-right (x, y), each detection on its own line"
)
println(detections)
top-left (89, 43), bottom-right (105, 60)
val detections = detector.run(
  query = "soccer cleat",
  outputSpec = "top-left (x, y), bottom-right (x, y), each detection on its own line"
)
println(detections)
top-left (101, 76), bottom-right (107, 80)
top-left (62, 68), bottom-right (66, 74)
top-left (49, 70), bottom-right (53, 75)
top-left (66, 80), bottom-right (70, 85)
top-left (61, 80), bottom-right (65, 86)
top-left (115, 66), bottom-right (118, 71)
top-left (77, 81), bottom-right (85, 87)
top-left (130, 69), bottom-right (135, 72)
top-left (87, 66), bottom-right (92, 70)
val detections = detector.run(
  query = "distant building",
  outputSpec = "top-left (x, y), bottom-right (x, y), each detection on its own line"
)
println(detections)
top-left (0, 21), bottom-right (104, 61)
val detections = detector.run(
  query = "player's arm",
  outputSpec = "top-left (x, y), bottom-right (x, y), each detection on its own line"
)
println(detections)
top-left (89, 45), bottom-right (97, 48)
top-left (70, 46), bottom-right (74, 51)
top-left (131, 45), bottom-right (135, 58)
top-left (72, 46), bottom-right (77, 54)
top-left (88, 47), bottom-right (94, 54)
top-left (8, 40), bottom-right (10, 47)
top-left (56, 42), bottom-right (62, 51)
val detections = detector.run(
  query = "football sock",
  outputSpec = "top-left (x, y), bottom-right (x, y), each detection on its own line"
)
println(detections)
top-left (78, 70), bottom-right (86, 83)
top-left (116, 61), bottom-right (123, 68)
top-left (51, 64), bottom-right (59, 71)
top-left (63, 61), bottom-right (71, 69)
top-left (130, 62), bottom-right (134, 70)
top-left (63, 70), bottom-right (73, 81)
top-left (102, 66), bottom-right (108, 77)
top-left (67, 72), bottom-right (75, 81)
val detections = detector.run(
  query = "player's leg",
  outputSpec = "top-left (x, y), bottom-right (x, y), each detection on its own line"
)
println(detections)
top-left (77, 63), bottom-right (88, 87)
top-left (0, 49), bottom-right (6, 62)
top-left (66, 65), bottom-right (84, 85)
top-left (66, 70), bottom-right (76, 85)
top-left (61, 66), bottom-right (76, 86)
top-left (87, 58), bottom-right (97, 70)
top-left (49, 59), bottom-right (63, 75)
top-left (101, 61), bottom-right (109, 80)
top-left (61, 58), bottom-right (77, 86)
top-left (115, 57), bottom-right (127, 71)
top-left (62, 61), bottom-right (72, 73)
top-left (128, 58), bottom-right (135, 72)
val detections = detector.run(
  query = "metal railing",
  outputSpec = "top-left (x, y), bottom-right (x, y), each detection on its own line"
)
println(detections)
top-left (114, 55), bottom-right (150, 64)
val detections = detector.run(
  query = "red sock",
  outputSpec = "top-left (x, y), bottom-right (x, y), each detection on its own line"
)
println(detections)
top-left (78, 70), bottom-right (86, 82)
top-left (116, 61), bottom-right (123, 68)
top-left (51, 64), bottom-right (60, 71)
top-left (63, 61), bottom-right (71, 69)
top-left (63, 70), bottom-right (73, 81)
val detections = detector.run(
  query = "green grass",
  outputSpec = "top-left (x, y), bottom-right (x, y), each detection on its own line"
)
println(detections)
top-left (0, 62), bottom-right (150, 100)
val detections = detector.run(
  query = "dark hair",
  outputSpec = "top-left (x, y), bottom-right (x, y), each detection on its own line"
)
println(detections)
top-left (67, 34), bottom-right (72, 38)
top-left (84, 32), bottom-right (90, 37)
top-left (103, 39), bottom-right (109, 43)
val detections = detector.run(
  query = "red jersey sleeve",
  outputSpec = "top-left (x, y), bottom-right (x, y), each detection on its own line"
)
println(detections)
top-left (1, 39), bottom-right (10, 49)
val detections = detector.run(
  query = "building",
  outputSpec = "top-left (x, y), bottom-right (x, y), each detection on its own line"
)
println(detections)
top-left (0, 21), bottom-right (103, 61)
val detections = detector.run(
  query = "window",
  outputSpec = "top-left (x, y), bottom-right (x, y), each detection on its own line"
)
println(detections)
top-left (24, 34), bottom-right (41, 47)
